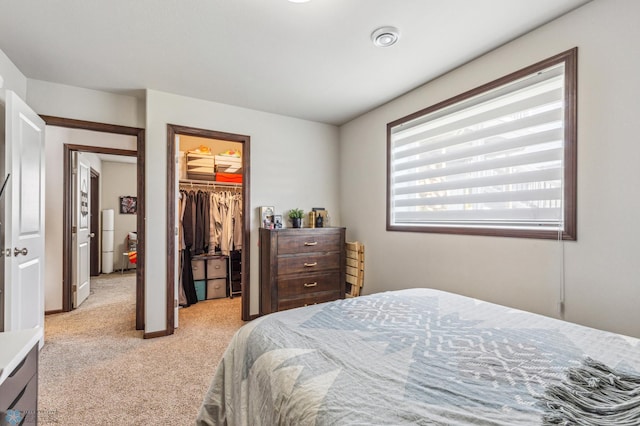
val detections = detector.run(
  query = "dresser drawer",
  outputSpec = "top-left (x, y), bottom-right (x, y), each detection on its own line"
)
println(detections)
top-left (277, 290), bottom-right (342, 311)
top-left (277, 272), bottom-right (340, 299)
top-left (277, 252), bottom-right (340, 275)
top-left (0, 344), bottom-right (37, 410)
top-left (277, 231), bottom-right (342, 255)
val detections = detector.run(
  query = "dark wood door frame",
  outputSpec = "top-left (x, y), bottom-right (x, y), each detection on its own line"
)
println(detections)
top-left (90, 169), bottom-right (100, 276)
top-left (41, 116), bottom-right (146, 331)
top-left (166, 124), bottom-right (251, 336)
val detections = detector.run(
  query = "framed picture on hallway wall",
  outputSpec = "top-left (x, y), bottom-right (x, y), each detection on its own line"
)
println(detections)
top-left (119, 196), bottom-right (137, 214)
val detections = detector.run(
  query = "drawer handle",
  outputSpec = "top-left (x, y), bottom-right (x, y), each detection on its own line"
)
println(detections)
top-left (9, 357), bottom-right (27, 377)
top-left (9, 383), bottom-right (28, 409)
top-left (304, 241), bottom-right (318, 246)
top-left (304, 282), bottom-right (318, 288)
top-left (303, 262), bottom-right (317, 267)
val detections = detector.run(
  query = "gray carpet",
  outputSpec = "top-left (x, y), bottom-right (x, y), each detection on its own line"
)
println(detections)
top-left (39, 272), bottom-right (245, 425)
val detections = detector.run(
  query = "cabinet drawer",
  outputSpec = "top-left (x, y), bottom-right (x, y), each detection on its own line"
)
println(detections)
top-left (277, 272), bottom-right (340, 299)
top-left (207, 278), bottom-right (227, 299)
top-left (0, 344), bottom-right (37, 410)
top-left (2, 373), bottom-right (37, 424)
top-left (194, 280), bottom-right (206, 301)
top-left (192, 259), bottom-right (205, 281)
top-left (207, 257), bottom-right (227, 279)
top-left (277, 252), bottom-right (340, 275)
top-left (277, 231), bottom-right (342, 255)
top-left (277, 291), bottom-right (341, 311)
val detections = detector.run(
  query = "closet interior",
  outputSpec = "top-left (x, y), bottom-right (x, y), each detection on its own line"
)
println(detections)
top-left (177, 135), bottom-right (243, 308)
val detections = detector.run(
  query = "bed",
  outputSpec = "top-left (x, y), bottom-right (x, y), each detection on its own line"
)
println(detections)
top-left (196, 288), bottom-right (640, 425)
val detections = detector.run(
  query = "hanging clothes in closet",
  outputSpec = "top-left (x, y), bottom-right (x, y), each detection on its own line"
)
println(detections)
top-left (179, 190), bottom-right (199, 306)
top-left (209, 191), bottom-right (243, 256)
top-left (178, 186), bottom-right (242, 307)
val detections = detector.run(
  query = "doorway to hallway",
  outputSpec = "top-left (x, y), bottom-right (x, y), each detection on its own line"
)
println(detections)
top-left (42, 116), bottom-right (146, 331)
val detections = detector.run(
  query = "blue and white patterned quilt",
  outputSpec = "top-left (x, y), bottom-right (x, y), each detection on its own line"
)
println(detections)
top-left (197, 289), bottom-right (640, 425)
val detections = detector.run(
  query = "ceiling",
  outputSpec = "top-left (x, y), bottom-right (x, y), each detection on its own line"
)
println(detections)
top-left (0, 0), bottom-right (590, 126)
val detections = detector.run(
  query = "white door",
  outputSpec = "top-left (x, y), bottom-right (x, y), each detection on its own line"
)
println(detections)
top-left (72, 152), bottom-right (91, 308)
top-left (2, 90), bottom-right (46, 345)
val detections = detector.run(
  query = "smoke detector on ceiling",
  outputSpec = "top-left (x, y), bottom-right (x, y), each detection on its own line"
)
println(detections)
top-left (371, 26), bottom-right (400, 48)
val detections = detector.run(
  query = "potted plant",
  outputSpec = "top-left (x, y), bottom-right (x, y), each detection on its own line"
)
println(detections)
top-left (288, 208), bottom-right (304, 228)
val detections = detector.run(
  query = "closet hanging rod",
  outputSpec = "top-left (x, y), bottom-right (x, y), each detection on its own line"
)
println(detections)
top-left (179, 179), bottom-right (241, 189)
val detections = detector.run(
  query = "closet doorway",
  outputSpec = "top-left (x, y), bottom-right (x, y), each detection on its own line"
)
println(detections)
top-left (166, 125), bottom-right (250, 333)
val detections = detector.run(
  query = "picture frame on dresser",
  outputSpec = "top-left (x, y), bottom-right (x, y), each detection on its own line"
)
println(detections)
top-left (311, 207), bottom-right (330, 228)
top-left (259, 206), bottom-right (274, 229)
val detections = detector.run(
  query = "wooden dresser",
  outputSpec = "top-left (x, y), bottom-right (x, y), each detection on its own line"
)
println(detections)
top-left (260, 227), bottom-right (345, 315)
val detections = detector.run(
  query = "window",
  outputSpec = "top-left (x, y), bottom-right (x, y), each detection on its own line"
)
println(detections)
top-left (387, 48), bottom-right (577, 240)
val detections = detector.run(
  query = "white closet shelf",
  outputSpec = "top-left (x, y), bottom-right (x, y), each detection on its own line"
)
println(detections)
top-left (214, 155), bottom-right (242, 173)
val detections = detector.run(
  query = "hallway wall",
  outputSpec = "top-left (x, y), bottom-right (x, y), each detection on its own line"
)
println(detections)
top-left (101, 161), bottom-right (137, 272)
top-left (44, 127), bottom-right (137, 311)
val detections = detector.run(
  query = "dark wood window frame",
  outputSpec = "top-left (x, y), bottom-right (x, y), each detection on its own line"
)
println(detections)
top-left (387, 48), bottom-right (577, 240)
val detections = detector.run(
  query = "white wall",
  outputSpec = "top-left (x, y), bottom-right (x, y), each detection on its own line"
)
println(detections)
top-left (340, 0), bottom-right (640, 338)
top-left (27, 80), bottom-right (144, 129)
top-left (17, 72), bottom-right (340, 334)
top-left (44, 127), bottom-right (137, 311)
top-left (101, 161), bottom-right (137, 272)
top-left (0, 50), bottom-right (27, 99)
top-left (145, 89), bottom-right (340, 333)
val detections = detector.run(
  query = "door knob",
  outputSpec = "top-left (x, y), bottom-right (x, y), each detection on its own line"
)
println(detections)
top-left (89, 233), bottom-right (95, 238)
top-left (14, 247), bottom-right (28, 256)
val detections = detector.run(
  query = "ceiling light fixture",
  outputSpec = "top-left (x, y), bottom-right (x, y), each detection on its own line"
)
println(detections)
top-left (371, 26), bottom-right (400, 48)
top-left (288, 0), bottom-right (310, 3)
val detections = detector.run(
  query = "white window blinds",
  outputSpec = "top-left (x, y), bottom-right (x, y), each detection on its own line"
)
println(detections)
top-left (389, 62), bottom-right (567, 232)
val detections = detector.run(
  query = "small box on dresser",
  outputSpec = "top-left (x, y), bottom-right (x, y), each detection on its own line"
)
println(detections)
top-left (260, 227), bottom-right (346, 315)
